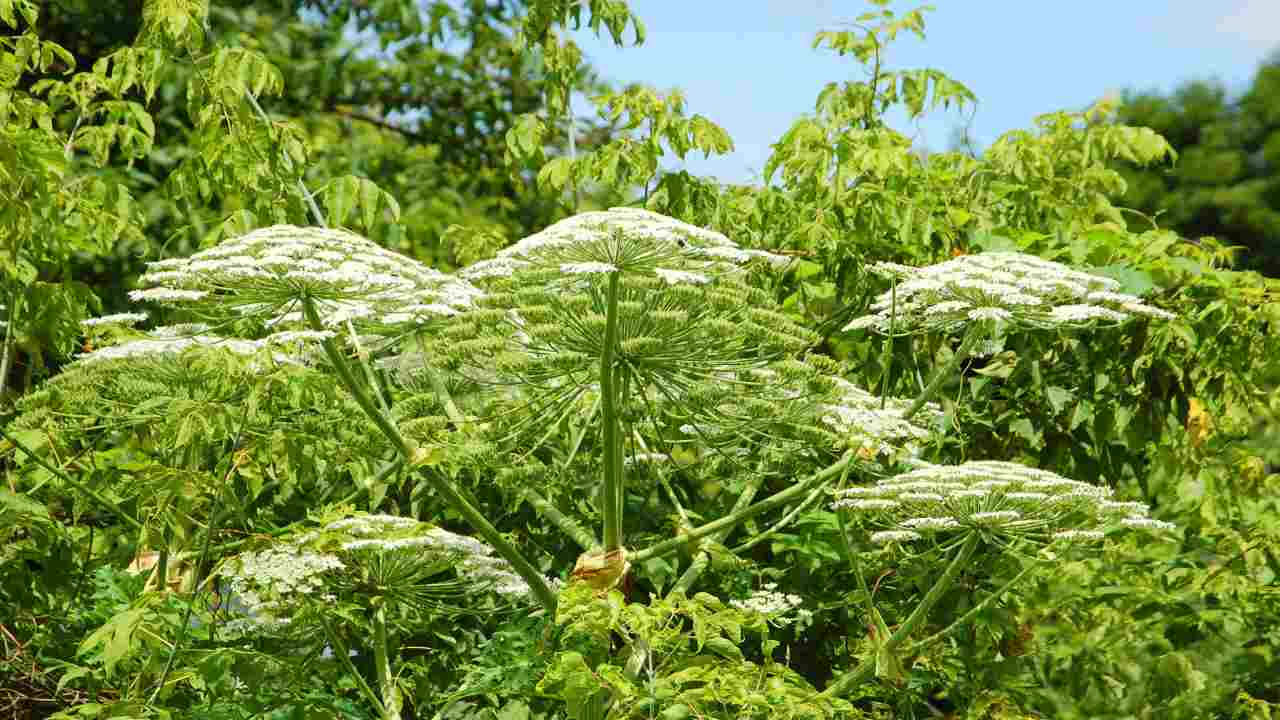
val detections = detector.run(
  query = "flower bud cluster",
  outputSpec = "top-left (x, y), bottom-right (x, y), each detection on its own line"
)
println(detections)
top-left (843, 252), bottom-right (1175, 335)
top-left (832, 460), bottom-right (1175, 545)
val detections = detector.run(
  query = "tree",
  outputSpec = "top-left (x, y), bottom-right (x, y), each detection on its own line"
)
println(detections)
top-left (1113, 52), bottom-right (1280, 276)
top-left (0, 0), bottom-right (625, 397)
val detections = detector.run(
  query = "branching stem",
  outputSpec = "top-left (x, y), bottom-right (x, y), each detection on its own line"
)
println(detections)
top-left (821, 532), bottom-right (981, 698)
top-left (302, 298), bottom-right (557, 613)
top-left (633, 451), bottom-right (853, 563)
top-left (903, 330), bottom-right (981, 421)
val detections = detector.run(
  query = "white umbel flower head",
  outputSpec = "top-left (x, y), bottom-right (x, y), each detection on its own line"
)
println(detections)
top-left (730, 583), bottom-right (810, 627)
top-left (819, 377), bottom-right (941, 460)
top-left (80, 312), bottom-right (149, 328)
top-left (833, 460), bottom-right (1175, 545)
top-left (135, 225), bottom-right (482, 331)
top-left (220, 513), bottom-right (551, 637)
top-left (70, 332), bottom-right (299, 369)
top-left (460, 207), bottom-right (789, 285)
top-left (843, 252), bottom-right (1175, 334)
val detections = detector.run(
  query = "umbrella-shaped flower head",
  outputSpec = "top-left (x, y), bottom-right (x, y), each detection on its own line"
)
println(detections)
top-left (844, 252), bottom-right (1175, 335)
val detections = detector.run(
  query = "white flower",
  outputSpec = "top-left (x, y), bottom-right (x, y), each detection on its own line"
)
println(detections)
top-left (560, 261), bottom-right (618, 275)
top-left (870, 530), bottom-right (923, 544)
top-left (968, 307), bottom-right (1012, 322)
top-left (264, 330), bottom-right (335, 345)
top-left (129, 288), bottom-right (209, 303)
top-left (901, 517), bottom-right (962, 530)
top-left (971, 510), bottom-right (1021, 525)
top-left (624, 452), bottom-right (671, 465)
top-left (80, 312), bottom-right (149, 328)
top-left (835, 460), bottom-right (1170, 544)
top-left (832, 498), bottom-right (900, 511)
top-left (654, 267), bottom-right (711, 285)
top-left (842, 252), bottom-right (1174, 335)
top-left (1119, 516), bottom-right (1176, 531)
top-left (1052, 529), bottom-right (1105, 542)
top-left (1049, 304), bottom-right (1128, 323)
top-left (731, 584), bottom-right (804, 619)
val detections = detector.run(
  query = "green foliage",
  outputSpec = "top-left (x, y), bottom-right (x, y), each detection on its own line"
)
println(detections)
top-left (540, 583), bottom-right (854, 720)
top-left (1113, 54), bottom-right (1280, 276)
top-left (2, 1), bottom-right (1279, 720)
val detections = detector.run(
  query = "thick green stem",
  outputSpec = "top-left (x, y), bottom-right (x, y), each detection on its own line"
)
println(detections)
top-left (373, 606), bottom-right (403, 720)
top-left (670, 474), bottom-right (765, 595)
top-left (821, 533), bottom-right (981, 698)
top-left (913, 559), bottom-right (1038, 649)
top-left (302, 299), bottom-right (557, 613)
top-left (732, 479), bottom-right (828, 554)
top-left (599, 272), bottom-right (624, 553)
top-left (320, 617), bottom-right (385, 716)
top-left (903, 330), bottom-right (982, 421)
top-left (633, 452), bottom-right (853, 563)
top-left (521, 487), bottom-right (597, 552)
top-left (2, 427), bottom-right (144, 531)
top-left (150, 428), bottom-right (248, 704)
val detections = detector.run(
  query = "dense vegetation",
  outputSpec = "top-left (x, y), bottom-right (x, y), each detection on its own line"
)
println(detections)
top-left (1114, 52), bottom-right (1280, 277)
top-left (3, 1), bottom-right (1278, 719)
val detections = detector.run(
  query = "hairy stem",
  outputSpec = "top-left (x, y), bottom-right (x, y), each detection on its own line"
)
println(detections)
top-left (520, 487), bottom-right (597, 552)
top-left (732, 479), bottom-right (828, 554)
top-left (373, 605), bottom-right (403, 720)
top-left (0, 290), bottom-right (16, 402)
top-left (821, 532), bottom-right (981, 698)
top-left (320, 617), bottom-right (385, 716)
top-left (245, 91), bottom-right (326, 227)
top-left (599, 272), bottom-right (625, 552)
top-left (912, 558), bottom-right (1038, 649)
top-left (149, 427), bottom-right (249, 704)
top-left (633, 452), bottom-right (853, 563)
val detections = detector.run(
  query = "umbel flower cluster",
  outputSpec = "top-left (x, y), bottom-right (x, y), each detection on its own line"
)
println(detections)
top-left (221, 513), bottom-right (539, 636)
top-left (132, 224), bottom-right (481, 332)
top-left (730, 582), bottom-right (812, 627)
top-left (409, 208), bottom-right (937, 463)
top-left (832, 460), bottom-right (1176, 547)
top-left (55, 212), bottom-right (936, 469)
top-left (843, 252), bottom-right (1176, 335)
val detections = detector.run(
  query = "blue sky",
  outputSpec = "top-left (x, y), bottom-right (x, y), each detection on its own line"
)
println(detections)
top-left (566, 1), bottom-right (1279, 185)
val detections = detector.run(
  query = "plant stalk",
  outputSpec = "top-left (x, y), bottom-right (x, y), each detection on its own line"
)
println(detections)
top-left (245, 91), bottom-right (326, 227)
top-left (320, 617), bottom-right (386, 716)
top-left (821, 532), bottom-right (981, 698)
top-left (599, 271), bottom-right (625, 553)
top-left (373, 605), bottom-right (403, 720)
top-left (633, 451), bottom-right (853, 563)
top-left (669, 473), bottom-right (765, 594)
top-left (903, 330), bottom-right (982, 421)
top-left (1, 427), bottom-right (144, 531)
top-left (302, 298), bottom-right (557, 613)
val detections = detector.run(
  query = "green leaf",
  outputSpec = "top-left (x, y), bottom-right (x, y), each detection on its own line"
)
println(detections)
top-left (538, 156), bottom-right (574, 192)
top-left (1046, 386), bottom-right (1074, 415)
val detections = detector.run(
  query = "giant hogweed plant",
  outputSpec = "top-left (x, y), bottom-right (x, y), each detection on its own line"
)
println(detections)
top-left (6, 204), bottom-right (1184, 717)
